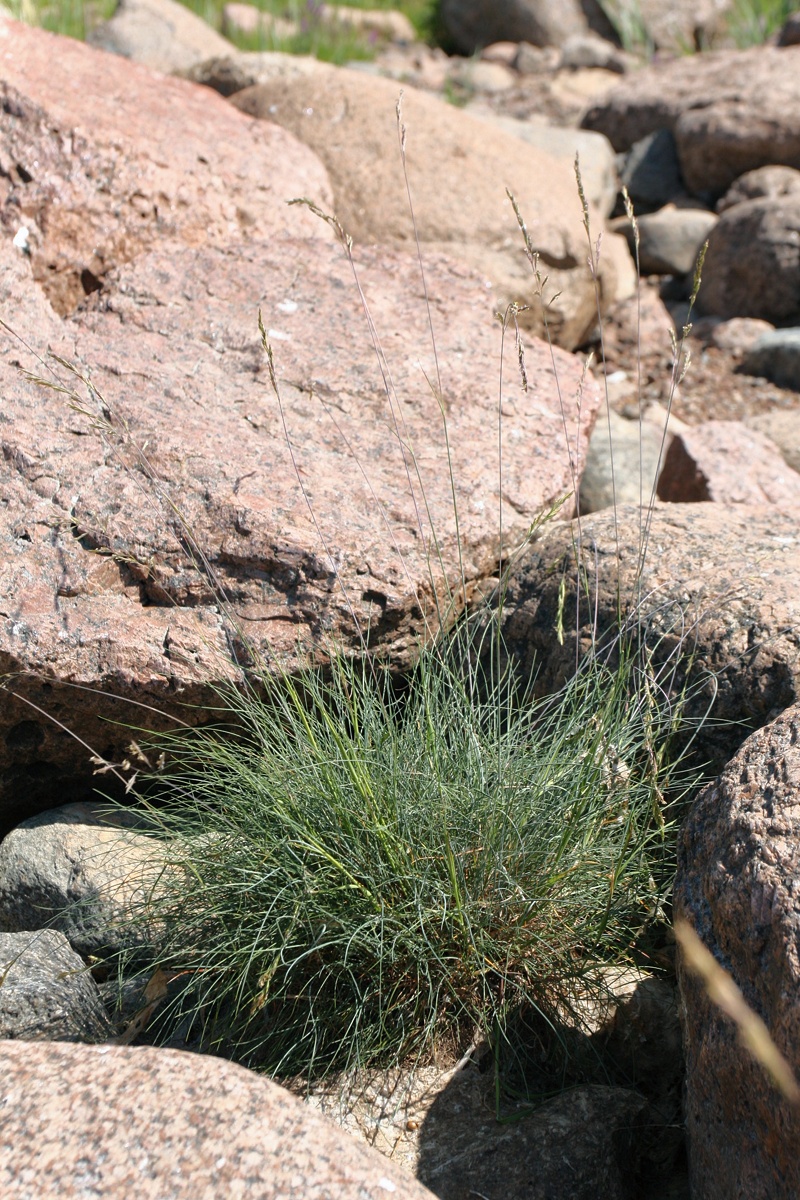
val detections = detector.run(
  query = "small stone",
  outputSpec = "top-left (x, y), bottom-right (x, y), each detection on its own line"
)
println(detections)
top-left (0, 929), bottom-right (114, 1042)
top-left (514, 41), bottom-right (560, 74)
top-left (620, 129), bottom-right (684, 211)
top-left (741, 329), bottom-right (800, 392)
top-left (717, 165), bottom-right (800, 214)
top-left (708, 317), bottom-right (774, 357)
top-left (611, 205), bottom-right (717, 277)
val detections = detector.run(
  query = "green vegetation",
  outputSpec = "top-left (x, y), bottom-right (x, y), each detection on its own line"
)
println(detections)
top-left (8, 0), bottom-right (115, 40)
top-left (109, 610), bottom-right (696, 1083)
top-left (598, 0), bottom-right (797, 54)
top-left (9, 0), bottom-right (794, 61)
top-left (727, 0), bottom-right (797, 45)
top-left (7, 0), bottom-right (439, 60)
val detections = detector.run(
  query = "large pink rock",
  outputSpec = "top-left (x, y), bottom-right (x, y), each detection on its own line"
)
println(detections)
top-left (675, 704), bottom-right (800, 1199)
top-left (0, 1040), bottom-right (437, 1199)
top-left (0, 232), bottom-right (599, 829)
top-left (657, 419), bottom-right (800, 504)
top-left (231, 66), bottom-right (617, 350)
top-left (494, 502), bottom-right (800, 772)
top-left (0, 15), bottom-right (332, 314)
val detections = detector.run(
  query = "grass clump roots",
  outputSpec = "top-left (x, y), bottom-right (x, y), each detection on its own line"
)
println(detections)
top-left (114, 615), bottom-right (695, 1084)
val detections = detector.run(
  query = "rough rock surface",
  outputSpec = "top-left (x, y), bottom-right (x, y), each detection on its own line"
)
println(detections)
top-left (746, 406), bottom-right (800, 473)
top-left (0, 232), bottom-right (599, 830)
top-left (582, 44), bottom-right (800, 197)
top-left (496, 503), bottom-right (800, 771)
top-left (184, 49), bottom-right (325, 94)
top-left (657, 420), bottom-right (800, 505)
top-left (620, 129), bottom-right (684, 211)
top-left (0, 803), bottom-right (167, 957)
top-left (0, 1040), bottom-right (437, 1199)
top-left (579, 407), bottom-right (678, 514)
top-left (716, 164), bottom-right (800, 213)
top-left (439, 0), bottom-right (589, 55)
top-left (0, 928), bottom-right (114, 1041)
top-left (707, 317), bottom-right (775, 357)
top-left (231, 67), bottom-right (617, 349)
top-left (87, 0), bottom-right (234, 75)
top-left (612, 205), bottom-right (717, 277)
top-left (741, 329), bottom-right (800, 392)
top-left (674, 704), bottom-right (800, 1200)
top-left (0, 15), bottom-right (332, 314)
top-left (698, 197), bottom-right (800, 323)
top-left (468, 109), bottom-right (619, 216)
top-left (418, 1081), bottom-right (648, 1200)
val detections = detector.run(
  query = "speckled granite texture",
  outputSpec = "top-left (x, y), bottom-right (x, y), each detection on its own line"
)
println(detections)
top-left (0, 1040), bottom-right (438, 1199)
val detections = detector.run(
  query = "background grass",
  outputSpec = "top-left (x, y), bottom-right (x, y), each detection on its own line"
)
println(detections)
top-left (8, 0), bottom-right (794, 58)
top-left (8, 0), bottom-right (440, 59)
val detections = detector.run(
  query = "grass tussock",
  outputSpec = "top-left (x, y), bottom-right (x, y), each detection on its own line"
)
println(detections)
top-left (106, 611), bottom-right (697, 1081)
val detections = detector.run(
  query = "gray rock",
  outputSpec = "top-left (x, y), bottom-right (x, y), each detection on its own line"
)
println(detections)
top-left (578, 408), bottom-right (674, 514)
top-left (612, 205), bottom-right (717, 276)
top-left (513, 41), bottom-right (559, 73)
top-left (0, 803), bottom-right (168, 958)
top-left (777, 10), bottom-right (800, 45)
top-left (582, 45), bottom-right (800, 197)
top-left (88, 0), bottom-right (234, 75)
top-left (746, 406), bottom-right (800, 474)
top-left (740, 329), bottom-right (800, 392)
top-left (439, 0), bottom-right (589, 55)
top-left (0, 929), bottom-right (113, 1042)
top-left (183, 49), bottom-right (324, 95)
top-left (468, 110), bottom-right (619, 216)
top-left (698, 197), bottom-right (800, 323)
top-left (707, 316), bottom-right (775, 356)
top-left (675, 704), bottom-right (800, 1200)
top-left (559, 33), bottom-right (628, 72)
top-left (418, 1081), bottom-right (648, 1200)
top-left (496, 503), bottom-right (800, 772)
top-left (716, 165), bottom-right (800, 213)
top-left (0, 1040), bottom-right (437, 1199)
top-left (620, 129), bottom-right (684, 211)
top-left (447, 57), bottom-right (516, 93)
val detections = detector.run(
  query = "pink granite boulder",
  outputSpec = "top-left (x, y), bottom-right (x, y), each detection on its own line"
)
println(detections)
top-left (0, 230), bottom-right (599, 829)
top-left (0, 1039), bottom-right (437, 1199)
top-left (0, 15), bottom-right (332, 315)
top-left (494, 502), bottom-right (800, 771)
top-left (657, 419), bottom-right (800, 504)
top-left (675, 703), bottom-right (800, 1199)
